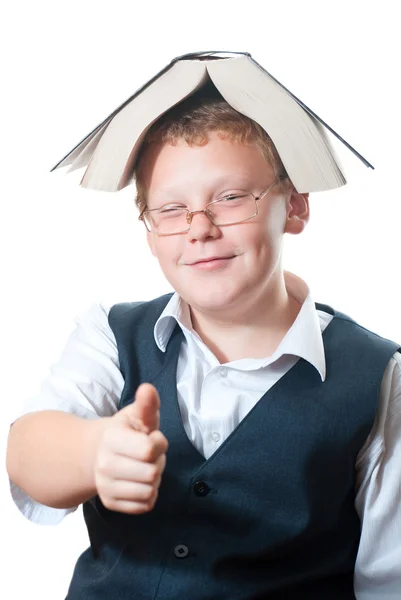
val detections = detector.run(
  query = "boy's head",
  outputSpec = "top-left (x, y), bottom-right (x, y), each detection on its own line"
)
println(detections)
top-left (134, 85), bottom-right (309, 317)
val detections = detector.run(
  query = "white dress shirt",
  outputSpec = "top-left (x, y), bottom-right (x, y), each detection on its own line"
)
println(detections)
top-left (8, 272), bottom-right (401, 599)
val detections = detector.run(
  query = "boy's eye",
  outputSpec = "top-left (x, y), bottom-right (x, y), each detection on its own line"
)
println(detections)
top-left (221, 194), bottom-right (241, 200)
top-left (218, 193), bottom-right (249, 203)
top-left (218, 190), bottom-right (250, 200)
top-left (159, 205), bottom-right (186, 213)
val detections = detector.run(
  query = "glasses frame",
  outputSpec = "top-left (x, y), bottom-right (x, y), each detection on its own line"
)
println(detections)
top-left (138, 177), bottom-right (287, 236)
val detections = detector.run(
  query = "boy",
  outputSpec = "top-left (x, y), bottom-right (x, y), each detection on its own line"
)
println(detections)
top-left (6, 83), bottom-right (401, 599)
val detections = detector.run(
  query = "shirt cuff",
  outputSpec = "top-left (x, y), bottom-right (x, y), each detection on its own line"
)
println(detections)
top-left (9, 478), bottom-right (78, 526)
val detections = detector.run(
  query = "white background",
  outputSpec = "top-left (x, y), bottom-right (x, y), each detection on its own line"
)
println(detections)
top-left (1, 1), bottom-right (400, 597)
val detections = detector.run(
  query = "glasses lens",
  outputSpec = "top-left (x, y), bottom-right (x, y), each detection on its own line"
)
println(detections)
top-left (208, 194), bottom-right (256, 225)
top-left (147, 208), bottom-right (189, 234)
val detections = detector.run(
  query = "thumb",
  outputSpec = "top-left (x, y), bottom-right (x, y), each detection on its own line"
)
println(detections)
top-left (120, 383), bottom-right (161, 434)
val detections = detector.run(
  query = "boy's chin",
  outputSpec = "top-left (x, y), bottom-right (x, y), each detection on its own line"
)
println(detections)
top-left (182, 286), bottom-right (243, 313)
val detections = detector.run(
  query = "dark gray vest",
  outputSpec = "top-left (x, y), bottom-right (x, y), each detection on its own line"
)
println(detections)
top-left (66, 293), bottom-right (400, 599)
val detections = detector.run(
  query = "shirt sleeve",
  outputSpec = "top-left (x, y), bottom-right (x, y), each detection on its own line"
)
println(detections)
top-left (8, 301), bottom-right (124, 526)
top-left (354, 351), bottom-right (401, 599)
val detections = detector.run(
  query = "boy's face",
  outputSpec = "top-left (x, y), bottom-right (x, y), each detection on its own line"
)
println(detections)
top-left (144, 131), bottom-right (309, 315)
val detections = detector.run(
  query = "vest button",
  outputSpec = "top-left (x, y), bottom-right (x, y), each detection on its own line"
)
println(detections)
top-left (194, 480), bottom-right (210, 497)
top-left (174, 544), bottom-right (189, 558)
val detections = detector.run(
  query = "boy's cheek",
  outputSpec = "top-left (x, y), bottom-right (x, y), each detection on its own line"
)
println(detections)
top-left (146, 232), bottom-right (157, 257)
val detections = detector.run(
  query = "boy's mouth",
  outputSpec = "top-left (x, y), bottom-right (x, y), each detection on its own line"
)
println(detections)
top-left (189, 256), bottom-right (235, 270)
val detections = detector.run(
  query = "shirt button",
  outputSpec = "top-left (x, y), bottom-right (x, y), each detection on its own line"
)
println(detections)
top-left (211, 432), bottom-right (221, 442)
top-left (193, 480), bottom-right (210, 497)
top-left (174, 544), bottom-right (189, 558)
top-left (219, 367), bottom-right (228, 377)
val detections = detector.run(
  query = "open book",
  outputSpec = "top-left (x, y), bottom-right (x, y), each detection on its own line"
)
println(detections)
top-left (51, 51), bottom-right (373, 194)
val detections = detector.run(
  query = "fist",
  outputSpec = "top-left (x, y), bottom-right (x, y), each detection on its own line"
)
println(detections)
top-left (93, 383), bottom-right (168, 514)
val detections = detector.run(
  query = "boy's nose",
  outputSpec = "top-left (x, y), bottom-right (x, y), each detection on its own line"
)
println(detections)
top-left (186, 210), bottom-right (220, 240)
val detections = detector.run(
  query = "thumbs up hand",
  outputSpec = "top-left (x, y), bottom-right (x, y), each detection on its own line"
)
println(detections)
top-left (118, 382), bottom-right (161, 435)
top-left (94, 383), bottom-right (168, 515)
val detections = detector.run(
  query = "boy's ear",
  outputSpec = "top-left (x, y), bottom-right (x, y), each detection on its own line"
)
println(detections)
top-left (284, 190), bottom-right (310, 235)
top-left (146, 231), bottom-right (157, 256)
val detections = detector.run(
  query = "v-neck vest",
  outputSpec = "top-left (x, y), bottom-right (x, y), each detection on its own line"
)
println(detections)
top-left (66, 293), bottom-right (400, 600)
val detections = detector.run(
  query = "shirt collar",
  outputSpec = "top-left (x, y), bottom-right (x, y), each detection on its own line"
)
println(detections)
top-left (154, 271), bottom-right (327, 381)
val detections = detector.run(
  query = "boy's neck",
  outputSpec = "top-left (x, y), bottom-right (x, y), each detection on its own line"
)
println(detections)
top-left (189, 277), bottom-right (302, 364)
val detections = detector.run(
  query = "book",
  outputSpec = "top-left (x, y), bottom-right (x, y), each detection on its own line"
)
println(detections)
top-left (51, 50), bottom-right (373, 194)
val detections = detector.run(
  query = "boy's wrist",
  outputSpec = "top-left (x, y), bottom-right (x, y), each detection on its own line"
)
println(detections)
top-left (82, 416), bottom-right (112, 497)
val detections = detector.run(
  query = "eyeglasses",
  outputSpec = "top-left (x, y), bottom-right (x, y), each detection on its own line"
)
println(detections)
top-left (138, 178), bottom-right (286, 236)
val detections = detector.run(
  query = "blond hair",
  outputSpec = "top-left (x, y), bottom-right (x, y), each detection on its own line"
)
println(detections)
top-left (134, 84), bottom-right (290, 213)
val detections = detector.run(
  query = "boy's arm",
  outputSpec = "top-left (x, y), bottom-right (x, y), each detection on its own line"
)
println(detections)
top-left (6, 411), bottom-right (110, 509)
top-left (354, 352), bottom-right (401, 598)
top-left (7, 385), bottom-right (168, 517)
top-left (6, 302), bottom-right (124, 523)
